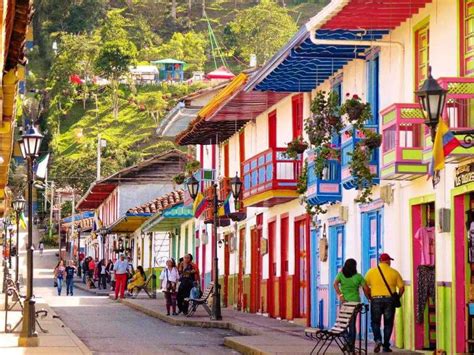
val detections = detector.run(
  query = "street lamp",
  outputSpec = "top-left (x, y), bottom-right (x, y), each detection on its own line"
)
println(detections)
top-left (18, 125), bottom-right (44, 346)
top-left (186, 173), bottom-right (243, 321)
top-left (98, 226), bottom-right (108, 261)
top-left (12, 195), bottom-right (25, 292)
top-left (415, 67), bottom-right (448, 142)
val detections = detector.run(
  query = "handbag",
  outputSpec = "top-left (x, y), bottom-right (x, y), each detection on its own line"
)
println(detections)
top-left (165, 269), bottom-right (176, 292)
top-left (377, 265), bottom-right (401, 308)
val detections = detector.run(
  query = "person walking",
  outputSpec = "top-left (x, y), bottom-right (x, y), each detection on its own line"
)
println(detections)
top-left (333, 258), bottom-right (368, 351)
top-left (88, 257), bottom-right (96, 288)
top-left (65, 260), bottom-right (76, 296)
top-left (106, 259), bottom-right (115, 290)
top-left (365, 253), bottom-right (404, 353)
top-left (114, 254), bottom-right (128, 300)
top-left (54, 260), bottom-right (66, 296)
top-left (160, 258), bottom-right (179, 316)
top-left (39, 241), bottom-right (44, 256)
top-left (82, 256), bottom-right (89, 284)
top-left (98, 259), bottom-right (107, 290)
top-left (177, 254), bottom-right (198, 315)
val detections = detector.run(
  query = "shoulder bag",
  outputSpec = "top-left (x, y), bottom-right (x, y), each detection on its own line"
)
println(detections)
top-left (377, 265), bottom-right (401, 308)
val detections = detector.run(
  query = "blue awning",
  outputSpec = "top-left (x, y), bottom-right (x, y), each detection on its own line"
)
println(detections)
top-left (62, 211), bottom-right (94, 223)
top-left (247, 29), bottom-right (389, 93)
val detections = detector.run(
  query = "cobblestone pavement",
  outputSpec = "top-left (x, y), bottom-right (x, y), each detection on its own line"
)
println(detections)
top-left (34, 250), bottom-right (239, 355)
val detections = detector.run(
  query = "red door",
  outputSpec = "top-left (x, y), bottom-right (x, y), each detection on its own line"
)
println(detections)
top-left (268, 220), bottom-right (276, 317)
top-left (223, 234), bottom-right (230, 307)
top-left (268, 110), bottom-right (277, 149)
top-left (280, 215), bottom-right (289, 319)
top-left (237, 227), bottom-right (245, 311)
top-left (201, 230), bottom-right (206, 289)
top-left (250, 226), bottom-right (262, 313)
top-left (294, 216), bottom-right (310, 322)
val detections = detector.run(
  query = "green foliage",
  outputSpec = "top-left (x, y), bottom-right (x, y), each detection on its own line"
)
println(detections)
top-left (140, 92), bottom-right (168, 126)
top-left (95, 39), bottom-right (138, 80)
top-left (225, 0), bottom-right (298, 64)
top-left (154, 32), bottom-right (208, 72)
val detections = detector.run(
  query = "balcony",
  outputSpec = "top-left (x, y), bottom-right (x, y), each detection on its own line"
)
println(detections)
top-left (306, 149), bottom-right (342, 205)
top-left (219, 177), bottom-right (247, 221)
top-left (423, 77), bottom-right (474, 163)
top-left (340, 125), bottom-right (380, 190)
top-left (242, 147), bottom-right (302, 207)
top-left (380, 103), bottom-right (428, 180)
top-left (203, 185), bottom-right (230, 227)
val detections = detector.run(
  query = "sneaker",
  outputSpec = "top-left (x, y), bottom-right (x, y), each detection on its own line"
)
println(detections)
top-left (374, 342), bottom-right (382, 353)
top-left (382, 348), bottom-right (392, 353)
top-left (172, 312), bottom-right (178, 316)
top-left (166, 312), bottom-right (170, 316)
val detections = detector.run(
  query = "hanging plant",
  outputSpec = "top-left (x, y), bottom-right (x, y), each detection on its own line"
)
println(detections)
top-left (173, 173), bottom-right (186, 185)
top-left (341, 94), bottom-right (382, 204)
top-left (185, 160), bottom-right (200, 175)
top-left (286, 135), bottom-right (308, 159)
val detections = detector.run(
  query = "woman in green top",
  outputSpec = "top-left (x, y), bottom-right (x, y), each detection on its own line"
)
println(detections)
top-left (333, 258), bottom-right (368, 351)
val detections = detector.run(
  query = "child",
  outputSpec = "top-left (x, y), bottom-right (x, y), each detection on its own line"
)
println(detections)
top-left (189, 281), bottom-right (201, 300)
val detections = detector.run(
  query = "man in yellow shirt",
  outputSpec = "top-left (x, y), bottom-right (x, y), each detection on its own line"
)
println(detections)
top-left (364, 253), bottom-right (404, 353)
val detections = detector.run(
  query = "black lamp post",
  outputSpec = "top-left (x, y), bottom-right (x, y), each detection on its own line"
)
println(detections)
top-left (12, 195), bottom-right (25, 292)
top-left (18, 125), bottom-right (44, 346)
top-left (99, 227), bottom-right (108, 261)
top-left (77, 224), bottom-right (82, 277)
top-left (186, 172), bottom-right (243, 321)
top-left (415, 66), bottom-right (448, 142)
top-left (8, 222), bottom-right (13, 269)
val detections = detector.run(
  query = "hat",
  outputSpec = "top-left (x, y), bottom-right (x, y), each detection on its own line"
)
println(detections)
top-left (379, 253), bottom-right (394, 262)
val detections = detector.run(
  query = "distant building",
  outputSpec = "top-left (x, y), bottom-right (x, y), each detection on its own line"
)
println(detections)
top-left (150, 59), bottom-right (185, 83)
top-left (205, 66), bottom-right (235, 83)
top-left (129, 65), bottom-right (159, 85)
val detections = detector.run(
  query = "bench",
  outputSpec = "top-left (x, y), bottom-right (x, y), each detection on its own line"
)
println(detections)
top-left (131, 274), bottom-right (156, 299)
top-left (305, 302), bottom-right (362, 354)
top-left (185, 282), bottom-right (214, 317)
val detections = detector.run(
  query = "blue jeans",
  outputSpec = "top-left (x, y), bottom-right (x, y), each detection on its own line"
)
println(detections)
top-left (57, 277), bottom-right (63, 295)
top-left (371, 297), bottom-right (395, 349)
top-left (66, 277), bottom-right (74, 295)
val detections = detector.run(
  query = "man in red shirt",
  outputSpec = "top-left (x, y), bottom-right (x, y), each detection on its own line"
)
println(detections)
top-left (88, 258), bottom-right (96, 288)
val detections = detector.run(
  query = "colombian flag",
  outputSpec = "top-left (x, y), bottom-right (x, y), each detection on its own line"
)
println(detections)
top-left (431, 119), bottom-right (460, 172)
top-left (19, 212), bottom-right (27, 230)
top-left (193, 192), bottom-right (208, 218)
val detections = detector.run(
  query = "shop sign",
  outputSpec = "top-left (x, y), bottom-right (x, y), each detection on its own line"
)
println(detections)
top-left (455, 163), bottom-right (474, 187)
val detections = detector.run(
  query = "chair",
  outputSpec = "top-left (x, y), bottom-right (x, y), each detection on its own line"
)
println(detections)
top-left (185, 282), bottom-right (214, 317)
top-left (305, 302), bottom-right (362, 354)
top-left (131, 274), bottom-right (156, 299)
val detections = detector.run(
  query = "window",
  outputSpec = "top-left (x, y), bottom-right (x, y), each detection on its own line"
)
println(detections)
top-left (461, 0), bottom-right (474, 76)
top-left (292, 94), bottom-right (304, 139)
top-left (414, 20), bottom-right (429, 90)
top-left (366, 55), bottom-right (379, 125)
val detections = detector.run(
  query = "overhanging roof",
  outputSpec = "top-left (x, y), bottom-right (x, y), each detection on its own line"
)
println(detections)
top-left (142, 203), bottom-right (193, 233)
top-left (176, 72), bottom-right (287, 145)
top-left (245, 0), bottom-right (431, 93)
top-left (109, 215), bottom-right (152, 233)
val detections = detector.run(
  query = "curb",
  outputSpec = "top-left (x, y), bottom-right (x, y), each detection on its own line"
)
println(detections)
top-left (74, 280), bottom-right (111, 296)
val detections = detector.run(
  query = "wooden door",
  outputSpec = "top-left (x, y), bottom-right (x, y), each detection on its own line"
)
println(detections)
top-left (223, 234), bottom-right (230, 307)
top-left (294, 217), bottom-right (310, 321)
top-left (250, 227), bottom-right (261, 313)
top-left (237, 228), bottom-right (245, 311)
top-left (280, 216), bottom-right (289, 319)
top-left (268, 110), bottom-right (277, 149)
top-left (268, 220), bottom-right (276, 317)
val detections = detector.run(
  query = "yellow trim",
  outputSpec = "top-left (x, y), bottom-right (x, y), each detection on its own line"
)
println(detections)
top-left (0, 121), bottom-right (12, 134)
top-left (243, 189), bottom-right (298, 207)
top-left (412, 16), bottom-right (430, 92)
top-left (197, 73), bottom-right (248, 120)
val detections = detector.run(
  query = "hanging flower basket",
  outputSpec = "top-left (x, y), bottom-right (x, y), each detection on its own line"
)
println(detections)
top-left (185, 160), bottom-right (201, 174)
top-left (328, 115), bottom-right (340, 126)
top-left (364, 134), bottom-right (382, 149)
top-left (173, 173), bottom-right (186, 185)
top-left (286, 136), bottom-right (308, 158)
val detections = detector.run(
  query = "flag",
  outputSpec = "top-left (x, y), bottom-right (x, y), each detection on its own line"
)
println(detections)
top-left (19, 212), bottom-right (27, 230)
top-left (193, 193), bottom-right (208, 218)
top-left (223, 193), bottom-right (236, 215)
top-left (34, 153), bottom-right (49, 180)
top-left (432, 119), bottom-right (460, 172)
top-left (93, 212), bottom-right (103, 231)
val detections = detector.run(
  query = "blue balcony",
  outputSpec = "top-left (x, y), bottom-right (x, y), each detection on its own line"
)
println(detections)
top-left (340, 125), bottom-right (380, 190)
top-left (306, 149), bottom-right (342, 205)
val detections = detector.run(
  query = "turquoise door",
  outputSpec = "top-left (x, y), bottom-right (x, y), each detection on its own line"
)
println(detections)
top-left (361, 208), bottom-right (384, 338)
top-left (328, 225), bottom-right (345, 327)
top-left (310, 227), bottom-right (319, 327)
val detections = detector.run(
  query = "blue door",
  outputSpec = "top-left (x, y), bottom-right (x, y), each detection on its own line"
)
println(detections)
top-left (328, 224), bottom-right (345, 327)
top-left (361, 208), bottom-right (384, 338)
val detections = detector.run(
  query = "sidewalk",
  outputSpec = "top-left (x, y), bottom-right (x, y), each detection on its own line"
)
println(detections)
top-left (117, 297), bottom-right (350, 354)
top-left (0, 299), bottom-right (91, 354)
top-left (73, 276), bottom-right (111, 296)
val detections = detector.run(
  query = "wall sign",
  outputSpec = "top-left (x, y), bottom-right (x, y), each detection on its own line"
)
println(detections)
top-left (455, 163), bottom-right (474, 187)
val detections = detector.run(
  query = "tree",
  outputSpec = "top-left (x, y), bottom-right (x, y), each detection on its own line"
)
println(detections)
top-left (95, 39), bottom-right (137, 119)
top-left (156, 31), bottom-right (207, 72)
top-left (225, 0), bottom-right (298, 65)
top-left (141, 92), bottom-right (168, 127)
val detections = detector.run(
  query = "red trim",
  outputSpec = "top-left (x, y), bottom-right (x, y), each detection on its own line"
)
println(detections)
top-left (224, 234), bottom-right (230, 307)
top-left (268, 220), bottom-right (276, 317)
top-left (268, 110), bottom-right (277, 149)
top-left (212, 145), bottom-right (216, 169)
top-left (237, 227), bottom-right (245, 311)
top-left (454, 194), bottom-right (467, 353)
top-left (239, 131), bottom-right (245, 164)
top-left (292, 94), bottom-right (304, 139)
top-left (200, 145), bottom-right (204, 164)
top-left (250, 226), bottom-right (262, 313)
top-left (224, 143), bottom-right (229, 177)
top-left (280, 215), bottom-right (289, 319)
top-left (201, 232), bottom-right (206, 289)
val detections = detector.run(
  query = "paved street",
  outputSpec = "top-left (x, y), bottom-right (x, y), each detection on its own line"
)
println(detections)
top-left (32, 250), bottom-right (239, 354)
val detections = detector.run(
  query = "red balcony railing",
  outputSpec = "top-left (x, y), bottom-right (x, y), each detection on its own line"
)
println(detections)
top-left (242, 147), bottom-right (302, 206)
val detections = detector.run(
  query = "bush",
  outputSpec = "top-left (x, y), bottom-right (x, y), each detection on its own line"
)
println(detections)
top-left (41, 234), bottom-right (59, 247)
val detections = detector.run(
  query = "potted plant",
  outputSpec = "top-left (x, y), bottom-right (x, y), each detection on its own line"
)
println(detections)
top-left (185, 160), bottom-right (200, 174)
top-left (173, 173), bottom-right (186, 185)
top-left (286, 136), bottom-right (308, 159)
top-left (364, 130), bottom-right (382, 149)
